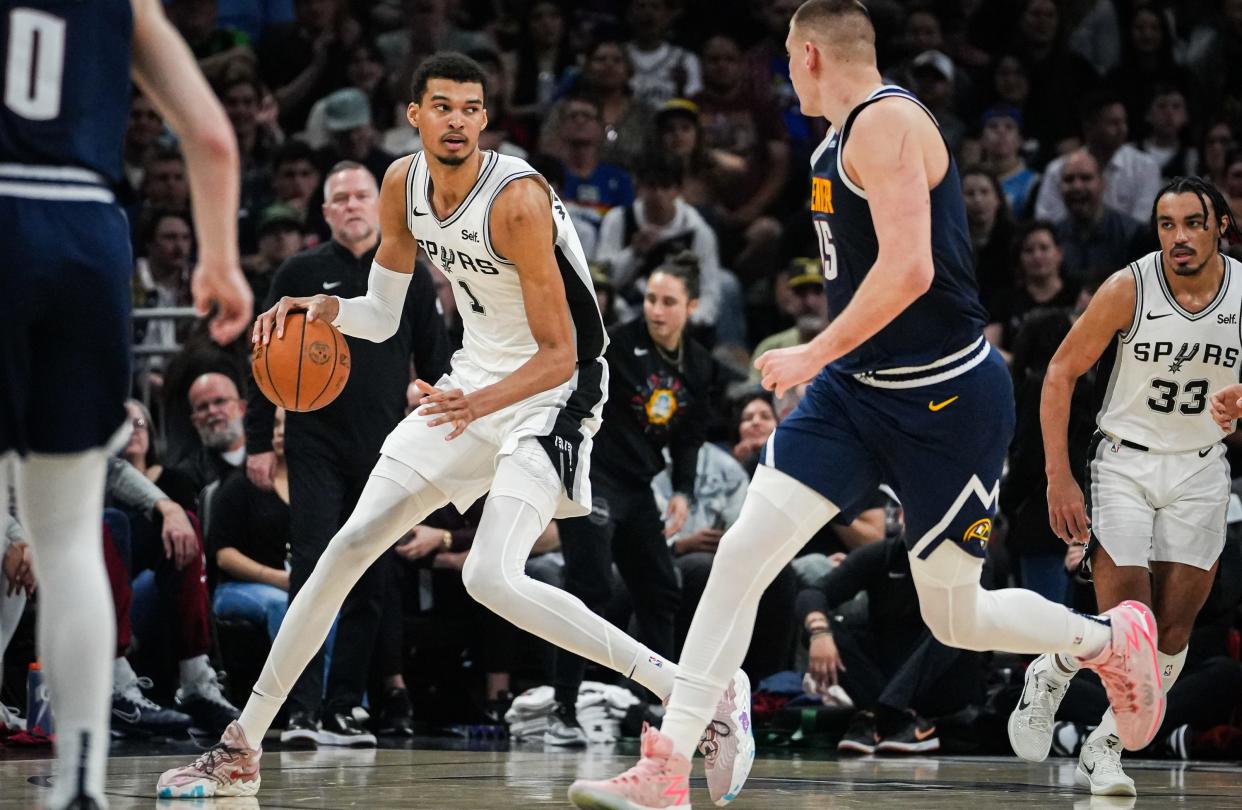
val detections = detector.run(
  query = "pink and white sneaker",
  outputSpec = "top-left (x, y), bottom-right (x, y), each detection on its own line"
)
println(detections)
top-left (156, 720), bottom-right (262, 798)
top-left (701, 669), bottom-right (755, 806)
top-left (1079, 600), bottom-right (1163, 751)
top-left (568, 723), bottom-right (692, 809)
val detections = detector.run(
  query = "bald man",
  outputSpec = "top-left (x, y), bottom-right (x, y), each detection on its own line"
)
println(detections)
top-left (174, 372), bottom-right (248, 493)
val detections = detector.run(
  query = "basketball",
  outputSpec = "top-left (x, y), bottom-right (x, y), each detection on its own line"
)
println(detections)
top-left (251, 312), bottom-right (350, 412)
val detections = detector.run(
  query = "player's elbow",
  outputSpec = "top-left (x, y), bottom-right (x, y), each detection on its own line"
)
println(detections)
top-left (903, 258), bottom-right (934, 297)
top-left (543, 343), bottom-right (576, 384)
top-left (190, 115), bottom-right (239, 171)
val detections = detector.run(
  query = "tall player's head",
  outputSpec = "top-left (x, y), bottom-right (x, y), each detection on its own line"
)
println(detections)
top-left (786, 0), bottom-right (876, 118)
top-left (1151, 177), bottom-right (1240, 277)
top-left (408, 52), bottom-right (489, 168)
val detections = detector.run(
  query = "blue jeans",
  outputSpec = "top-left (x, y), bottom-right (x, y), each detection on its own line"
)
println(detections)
top-left (1019, 552), bottom-right (1071, 606)
top-left (212, 581), bottom-right (289, 640)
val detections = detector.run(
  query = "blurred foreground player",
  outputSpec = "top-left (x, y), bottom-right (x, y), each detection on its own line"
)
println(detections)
top-left (570, 2), bottom-right (1162, 807)
top-left (0, 1), bottom-right (250, 807)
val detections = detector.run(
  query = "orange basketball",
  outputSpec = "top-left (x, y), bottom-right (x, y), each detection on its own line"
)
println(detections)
top-left (251, 312), bottom-right (350, 412)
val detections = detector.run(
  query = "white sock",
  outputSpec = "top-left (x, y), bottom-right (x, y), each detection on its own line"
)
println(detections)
top-left (113, 657), bottom-right (138, 692)
top-left (661, 468), bottom-right (836, 759)
top-left (625, 649), bottom-right (676, 701)
top-left (1051, 653), bottom-right (1082, 682)
top-left (1087, 645), bottom-right (1188, 747)
top-left (15, 450), bottom-right (115, 808)
top-left (239, 463), bottom-right (440, 744)
top-left (179, 654), bottom-right (214, 692)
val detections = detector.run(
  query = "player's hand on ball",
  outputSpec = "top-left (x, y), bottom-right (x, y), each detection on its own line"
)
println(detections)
top-left (253, 294), bottom-right (339, 345)
top-left (755, 344), bottom-right (822, 399)
top-left (1047, 471), bottom-right (1090, 545)
top-left (191, 259), bottom-right (253, 346)
top-left (1209, 383), bottom-right (1242, 433)
top-left (415, 379), bottom-right (476, 440)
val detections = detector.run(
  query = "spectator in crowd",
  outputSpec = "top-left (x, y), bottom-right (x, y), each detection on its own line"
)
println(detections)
top-left (167, 0), bottom-right (256, 82)
top-left (692, 30), bottom-right (788, 283)
top-left (261, 0), bottom-right (360, 132)
top-left (1224, 150), bottom-right (1242, 221)
top-left (595, 151), bottom-right (742, 345)
top-left (805, 535), bottom-right (983, 756)
top-left (750, 258), bottom-right (828, 382)
top-left (1052, 150), bottom-right (1144, 286)
top-left (1, 511), bottom-right (34, 732)
top-left (1195, 119), bottom-right (1237, 191)
top-left (986, 221), bottom-right (1079, 358)
top-left (267, 140), bottom-right (322, 216)
top-left (140, 148), bottom-right (191, 215)
top-left (374, 0), bottom-right (493, 81)
top-left (310, 42), bottom-right (400, 150)
top-left (317, 89), bottom-right (396, 187)
top-left (551, 38), bottom-right (654, 173)
top-left (121, 399), bottom-right (199, 511)
top-left (208, 408), bottom-right (291, 642)
top-left (1034, 92), bottom-right (1162, 223)
top-left (547, 93), bottom-right (635, 216)
top-left (215, 0), bottom-right (294, 44)
top-left (243, 204), bottom-right (305, 307)
top-left (1138, 84), bottom-right (1195, 180)
top-left (979, 105), bottom-right (1039, 221)
top-left (961, 169), bottom-right (1016, 312)
top-left (244, 161), bottom-right (449, 747)
top-left (988, 54), bottom-right (1033, 134)
top-left (653, 98), bottom-right (746, 217)
top-left (654, 437), bottom-right (797, 682)
top-left (221, 75), bottom-right (283, 211)
top-left (908, 50), bottom-right (965, 154)
top-left (120, 93), bottom-right (166, 206)
top-left (1183, 0), bottom-right (1242, 118)
top-left (132, 209), bottom-right (195, 391)
top-left (528, 153), bottom-right (603, 260)
top-left (174, 372), bottom-right (248, 495)
top-left (505, 0), bottom-right (575, 141)
top-left (625, 0), bottom-right (702, 107)
top-left (552, 254), bottom-right (713, 745)
top-left (1105, 2), bottom-right (1190, 136)
top-left (1010, 0), bottom-right (1099, 157)
top-left (730, 391), bottom-right (778, 476)
top-left (1065, 0), bottom-right (1122, 78)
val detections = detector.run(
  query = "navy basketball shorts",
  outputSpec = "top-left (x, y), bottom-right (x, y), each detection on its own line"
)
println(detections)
top-left (761, 342), bottom-right (1015, 560)
top-left (0, 197), bottom-right (133, 455)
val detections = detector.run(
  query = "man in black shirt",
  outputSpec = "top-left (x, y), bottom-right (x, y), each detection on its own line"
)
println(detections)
top-left (243, 161), bottom-right (449, 746)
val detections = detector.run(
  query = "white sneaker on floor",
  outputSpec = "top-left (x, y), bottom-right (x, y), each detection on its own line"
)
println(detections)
top-left (544, 701), bottom-right (589, 747)
top-left (1075, 735), bottom-right (1136, 797)
top-left (1008, 654), bottom-right (1072, 762)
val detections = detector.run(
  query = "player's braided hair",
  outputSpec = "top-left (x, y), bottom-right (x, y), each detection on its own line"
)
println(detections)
top-left (1149, 176), bottom-right (1242, 243)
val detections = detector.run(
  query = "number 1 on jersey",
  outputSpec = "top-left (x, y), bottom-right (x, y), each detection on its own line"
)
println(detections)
top-left (814, 219), bottom-right (838, 280)
top-left (457, 279), bottom-right (486, 315)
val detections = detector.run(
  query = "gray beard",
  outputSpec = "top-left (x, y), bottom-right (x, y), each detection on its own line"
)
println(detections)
top-left (199, 419), bottom-right (244, 451)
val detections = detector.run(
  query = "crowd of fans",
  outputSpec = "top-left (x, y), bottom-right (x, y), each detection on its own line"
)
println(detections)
top-left (3, 0), bottom-right (1242, 760)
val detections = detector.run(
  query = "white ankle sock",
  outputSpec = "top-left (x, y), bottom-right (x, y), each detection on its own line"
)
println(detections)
top-left (626, 649), bottom-right (676, 701)
top-left (179, 654), bottom-right (213, 691)
top-left (1068, 612), bottom-right (1113, 660)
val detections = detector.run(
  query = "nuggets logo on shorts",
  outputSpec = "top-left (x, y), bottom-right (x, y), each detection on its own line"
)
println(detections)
top-left (308, 341), bottom-right (331, 365)
top-left (962, 518), bottom-right (992, 549)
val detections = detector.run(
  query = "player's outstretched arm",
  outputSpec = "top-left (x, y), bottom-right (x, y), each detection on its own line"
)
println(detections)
top-left (1040, 269), bottom-right (1136, 544)
top-left (130, 0), bottom-right (250, 345)
top-left (253, 157), bottom-right (416, 345)
top-left (755, 102), bottom-right (936, 397)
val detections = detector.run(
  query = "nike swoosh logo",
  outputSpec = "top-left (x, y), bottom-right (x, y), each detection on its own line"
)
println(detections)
top-left (112, 708), bottom-right (141, 723)
top-left (412, 208), bottom-right (429, 217)
top-left (322, 281), bottom-right (342, 290)
top-left (634, 347), bottom-right (649, 356)
top-left (914, 725), bottom-right (936, 741)
top-left (1145, 311), bottom-right (1172, 320)
top-left (1017, 694), bottom-right (1031, 711)
top-left (1199, 447), bottom-right (1212, 457)
top-left (1083, 761), bottom-right (1095, 775)
top-left (928, 396), bottom-right (959, 412)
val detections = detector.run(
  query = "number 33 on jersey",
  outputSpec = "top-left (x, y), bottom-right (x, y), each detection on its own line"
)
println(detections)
top-left (1097, 251), bottom-right (1242, 452)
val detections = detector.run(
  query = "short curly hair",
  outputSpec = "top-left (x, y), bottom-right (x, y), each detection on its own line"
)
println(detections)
top-left (409, 52), bottom-right (487, 106)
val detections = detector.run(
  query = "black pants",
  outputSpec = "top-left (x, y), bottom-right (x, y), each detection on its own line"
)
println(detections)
top-left (553, 474), bottom-right (680, 703)
top-left (676, 551), bottom-right (797, 681)
top-left (833, 623), bottom-right (982, 718)
top-left (286, 441), bottom-right (386, 717)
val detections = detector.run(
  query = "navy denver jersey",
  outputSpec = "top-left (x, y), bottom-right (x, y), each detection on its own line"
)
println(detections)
top-left (810, 85), bottom-right (988, 374)
top-left (0, 0), bottom-right (133, 184)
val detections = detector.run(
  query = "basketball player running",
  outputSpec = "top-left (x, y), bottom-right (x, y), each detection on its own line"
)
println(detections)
top-left (569, 3), bottom-right (1162, 807)
top-left (0, 1), bottom-right (251, 807)
top-left (157, 53), bottom-right (752, 804)
top-left (1009, 178), bottom-right (1242, 797)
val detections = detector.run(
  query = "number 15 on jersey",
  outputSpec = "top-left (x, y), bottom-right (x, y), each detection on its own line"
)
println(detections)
top-left (814, 219), bottom-right (838, 281)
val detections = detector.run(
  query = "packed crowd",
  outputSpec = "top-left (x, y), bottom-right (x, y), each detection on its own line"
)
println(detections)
top-left (2, 0), bottom-right (1242, 760)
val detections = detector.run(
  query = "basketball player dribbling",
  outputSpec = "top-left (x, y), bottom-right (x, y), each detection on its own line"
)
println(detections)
top-left (0, 1), bottom-right (252, 807)
top-left (1011, 178), bottom-right (1242, 797)
top-left (158, 53), bottom-right (753, 805)
top-left (568, 2), bottom-right (1163, 808)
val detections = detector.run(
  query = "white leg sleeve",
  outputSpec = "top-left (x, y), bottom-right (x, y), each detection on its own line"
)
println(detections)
top-left (661, 466), bottom-right (837, 758)
top-left (239, 456), bottom-right (446, 742)
top-left (16, 450), bottom-right (114, 808)
top-left (463, 440), bottom-right (676, 699)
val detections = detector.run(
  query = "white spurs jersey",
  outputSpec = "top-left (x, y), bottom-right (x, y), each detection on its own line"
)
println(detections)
top-left (1097, 251), bottom-right (1242, 452)
top-left (404, 149), bottom-right (606, 376)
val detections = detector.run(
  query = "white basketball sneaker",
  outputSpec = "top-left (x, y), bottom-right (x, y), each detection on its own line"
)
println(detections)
top-left (1075, 735), bottom-right (1136, 797)
top-left (1008, 654), bottom-right (1073, 762)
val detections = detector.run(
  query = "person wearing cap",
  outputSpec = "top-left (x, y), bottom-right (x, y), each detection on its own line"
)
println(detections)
top-left (908, 50), bottom-right (964, 154)
top-left (980, 104), bottom-right (1039, 220)
top-left (318, 87), bottom-right (397, 187)
top-left (243, 204), bottom-right (305, 309)
top-left (748, 258), bottom-right (828, 383)
top-left (654, 97), bottom-right (747, 214)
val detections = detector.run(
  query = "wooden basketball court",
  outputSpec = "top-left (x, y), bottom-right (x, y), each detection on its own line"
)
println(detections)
top-left (2, 737), bottom-right (1239, 808)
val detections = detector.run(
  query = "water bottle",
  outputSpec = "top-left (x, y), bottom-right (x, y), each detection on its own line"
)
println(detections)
top-left (26, 661), bottom-right (54, 737)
